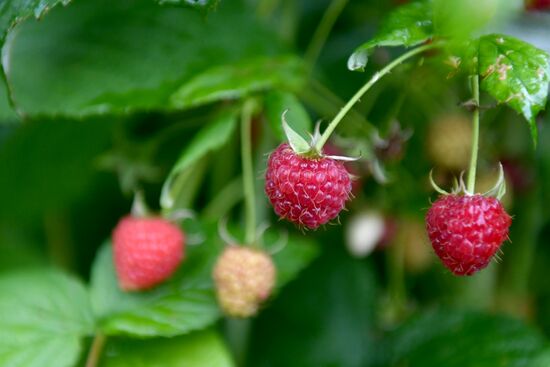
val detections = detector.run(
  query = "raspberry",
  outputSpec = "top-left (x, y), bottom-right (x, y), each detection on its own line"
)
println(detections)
top-left (113, 216), bottom-right (184, 291)
top-left (213, 246), bottom-right (276, 318)
top-left (265, 143), bottom-right (352, 229)
top-left (426, 194), bottom-right (511, 276)
top-left (527, 0), bottom-right (550, 10)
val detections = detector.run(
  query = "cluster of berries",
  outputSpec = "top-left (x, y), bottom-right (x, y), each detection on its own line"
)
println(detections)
top-left (111, 111), bottom-right (513, 320)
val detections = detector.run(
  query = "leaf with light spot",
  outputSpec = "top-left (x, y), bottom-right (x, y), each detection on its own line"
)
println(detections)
top-left (478, 34), bottom-right (550, 146)
top-left (348, 0), bottom-right (433, 71)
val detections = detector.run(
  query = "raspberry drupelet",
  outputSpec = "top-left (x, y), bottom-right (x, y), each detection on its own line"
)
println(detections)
top-left (265, 143), bottom-right (352, 229)
top-left (426, 194), bottom-right (511, 276)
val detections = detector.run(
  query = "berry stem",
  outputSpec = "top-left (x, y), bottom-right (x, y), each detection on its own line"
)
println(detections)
top-left (241, 99), bottom-right (258, 245)
top-left (466, 75), bottom-right (480, 193)
top-left (304, 0), bottom-right (349, 72)
top-left (314, 43), bottom-right (438, 152)
top-left (85, 333), bottom-right (106, 367)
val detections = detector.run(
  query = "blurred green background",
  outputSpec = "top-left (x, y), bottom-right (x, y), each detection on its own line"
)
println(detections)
top-left (1, 0), bottom-right (550, 366)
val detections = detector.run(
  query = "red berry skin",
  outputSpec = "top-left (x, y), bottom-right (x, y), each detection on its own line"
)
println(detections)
top-left (426, 195), bottom-right (511, 276)
top-left (113, 216), bottom-right (185, 291)
top-left (265, 143), bottom-right (352, 229)
top-left (527, 0), bottom-right (550, 11)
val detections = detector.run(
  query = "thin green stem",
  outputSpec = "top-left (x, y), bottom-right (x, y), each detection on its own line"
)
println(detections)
top-left (304, 0), bottom-right (349, 71)
top-left (241, 100), bottom-right (257, 245)
top-left (467, 75), bottom-right (480, 193)
top-left (85, 333), bottom-right (106, 367)
top-left (315, 43), bottom-right (437, 151)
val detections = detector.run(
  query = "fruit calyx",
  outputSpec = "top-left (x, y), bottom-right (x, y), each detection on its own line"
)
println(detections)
top-left (282, 110), bottom-right (359, 162)
top-left (429, 162), bottom-right (506, 200)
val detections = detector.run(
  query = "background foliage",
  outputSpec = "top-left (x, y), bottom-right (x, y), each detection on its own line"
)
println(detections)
top-left (1, 0), bottom-right (550, 366)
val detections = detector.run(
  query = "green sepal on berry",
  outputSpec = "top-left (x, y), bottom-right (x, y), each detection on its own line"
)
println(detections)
top-left (281, 110), bottom-right (359, 162)
top-left (429, 163), bottom-right (507, 200)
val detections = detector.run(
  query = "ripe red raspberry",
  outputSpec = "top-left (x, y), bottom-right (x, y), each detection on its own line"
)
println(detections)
top-left (213, 246), bottom-right (276, 318)
top-left (265, 143), bottom-right (352, 229)
top-left (527, 0), bottom-right (550, 10)
top-left (113, 216), bottom-right (185, 291)
top-left (426, 194), bottom-right (511, 276)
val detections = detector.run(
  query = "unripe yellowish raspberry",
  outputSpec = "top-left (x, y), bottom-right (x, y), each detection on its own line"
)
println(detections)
top-left (427, 114), bottom-right (472, 171)
top-left (213, 246), bottom-right (276, 318)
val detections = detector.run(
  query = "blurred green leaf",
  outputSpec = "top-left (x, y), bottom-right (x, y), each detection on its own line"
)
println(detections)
top-left (0, 0), bottom-right (71, 43)
top-left (375, 310), bottom-right (549, 367)
top-left (264, 90), bottom-right (312, 141)
top-left (0, 118), bottom-right (112, 222)
top-left (160, 110), bottom-right (238, 210)
top-left (0, 226), bottom-right (45, 272)
top-left (4, 0), bottom-right (286, 117)
top-left (434, 0), bottom-right (497, 39)
top-left (348, 0), bottom-right (433, 71)
top-left (248, 244), bottom-right (377, 367)
top-left (90, 236), bottom-right (222, 338)
top-left (478, 34), bottom-right (550, 144)
top-left (0, 79), bottom-right (17, 122)
top-left (100, 329), bottom-right (234, 367)
top-left (0, 268), bottom-right (94, 367)
top-left (170, 56), bottom-right (305, 110)
top-left (264, 230), bottom-right (319, 290)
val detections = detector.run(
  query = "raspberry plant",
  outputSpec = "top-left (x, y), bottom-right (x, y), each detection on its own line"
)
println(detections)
top-left (1, 1), bottom-right (550, 366)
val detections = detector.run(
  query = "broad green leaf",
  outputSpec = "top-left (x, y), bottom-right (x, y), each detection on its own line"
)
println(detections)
top-left (434, 0), bottom-right (521, 40)
top-left (263, 229), bottom-right (319, 290)
top-left (160, 110), bottom-right (238, 210)
top-left (0, 268), bottom-right (94, 367)
top-left (264, 91), bottom-right (312, 141)
top-left (170, 56), bottom-right (305, 110)
top-left (90, 237), bottom-right (222, 338)
top-left (0, 0), bottom-right (71, 43)
top-left (100, 329), bottom-right (234, 367)
top-left (348, 0), bottom-right (433, 71)
top-left (478, 34), bottom-right (550, 144)
top-left (375, 310), bottom-right (548, 367)
top-left (0, 79), bottom-right (17, 122)
top-left (0, 118), bottom-right (113, 222)
top-left (4, 0), bottom-right (287, 117)
top-left (248, 244), bottom-right (377, 367)
top-left (0, 226), bottom-right (45, 272)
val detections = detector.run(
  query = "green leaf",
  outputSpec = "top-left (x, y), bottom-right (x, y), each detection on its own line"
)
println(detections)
top-left (0, 0), bottom-right (71, 44)
top-left (0, 268), bottom-right (94, 367)
top-left (348, 0), bottom-right (433, 71)
top-left (0, 79), bottom-right (17, 122)
top-left (160, 110), bottom-right (238, 210)
top-left (4, 0), bottom-right (287, 117)
top-left (478, 34), bottom-right (550, 145)
top-left (100, 329), bottom-right (234, 367)
top-left (170, 55), bottom-right (305, 110)
top-left (264, 230), bottom-right (319, 290)
top-left (0, 118), bottom-right (113, 222)
top-left (264, 91), bottom-right (312, 142)
top-left (248, 245), bottom-right (378, 367)
top-left (376, 310), bottom-right (549, 367)
top-left (90, 235), bottom-right (222, 338)
top-left (433, 0), bottom-right (519, 40)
